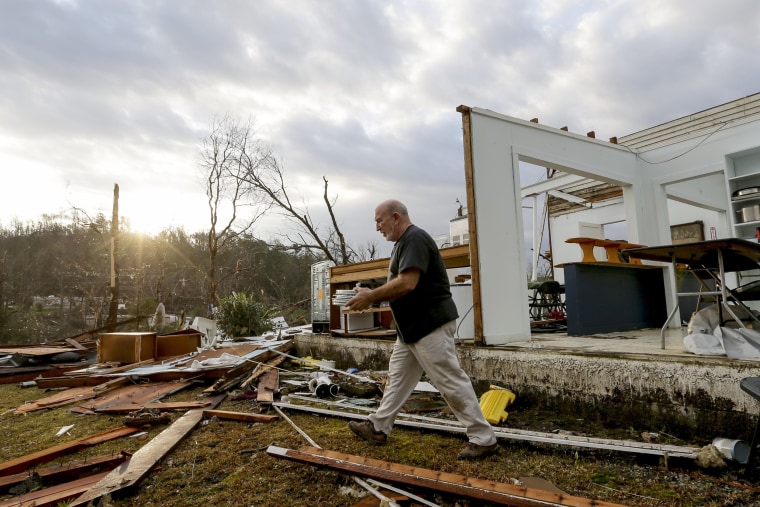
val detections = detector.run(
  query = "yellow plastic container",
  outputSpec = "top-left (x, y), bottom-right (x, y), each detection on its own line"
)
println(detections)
top-left (479, 388), bottom-right (516, 425)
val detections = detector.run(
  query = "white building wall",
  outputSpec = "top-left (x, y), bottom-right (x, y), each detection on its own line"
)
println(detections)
top-left (464, 105), bottom-right (760, 342)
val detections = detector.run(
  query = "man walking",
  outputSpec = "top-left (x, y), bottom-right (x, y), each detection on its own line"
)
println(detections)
top-left (346, 199), bottom-right (498, 460)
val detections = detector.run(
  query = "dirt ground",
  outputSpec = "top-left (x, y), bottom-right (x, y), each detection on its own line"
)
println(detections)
top-left (1, 367), bottom-right (759, 507)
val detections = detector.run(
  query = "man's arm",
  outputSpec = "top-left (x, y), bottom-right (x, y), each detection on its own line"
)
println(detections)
top-left (345, 268), bottom-right (421, 312)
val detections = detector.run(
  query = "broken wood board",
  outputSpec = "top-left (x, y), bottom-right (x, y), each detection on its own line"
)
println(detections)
top-left (256, 365), bottom-right (279, 403)
top-left (64, 358), bottom-right (156, 377)
top-left (273, 401), bottom-right (700, 459)
top-left (94, 401), bottom-right (211, 413)
top-left (0, 364), bottom-right (89, 385)
top-left (0, 346), bottom-right (82, 356)
top-left (35, 376), bottom-right (116, 389)
top-left (203, 343), bottom-right (293, 393)
top-left (267, 445), bottom-right (629, 507)
top-left (0, 470), bottom-right (110, 507)
top-left (241, 354), bottom-right (285, 389)
top-left (350, 490), bottom-right (409, 506)
top-left (0, 426), bottom-right (138, 476)
top-left (69, 394), bottom-right (226, 506)
top-left (0, 452), bottom-right (128, 490)
top-left (202, 409), bottom-right (278, 424)
top-left (14, 386), bottom-right (99, 414)
top-left (73, 381), bottom-right (192, 414)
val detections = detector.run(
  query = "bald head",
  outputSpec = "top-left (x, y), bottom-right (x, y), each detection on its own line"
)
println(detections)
top-left (374, 199), bottom-right (412, 242)
top-left (376, 199), bottom-right (408, 218)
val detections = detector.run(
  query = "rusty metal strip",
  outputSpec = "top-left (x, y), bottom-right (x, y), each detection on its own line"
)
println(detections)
top-left (267, 445), bottom-right (629, 507)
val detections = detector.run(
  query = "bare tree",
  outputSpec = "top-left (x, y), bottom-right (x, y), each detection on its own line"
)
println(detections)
top-left (238, 151), bottom-right (367, 265)
top-left (200, 117), bottom-right (271, 313)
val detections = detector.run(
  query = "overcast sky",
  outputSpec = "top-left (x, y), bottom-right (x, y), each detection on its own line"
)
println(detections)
top-left (2, 0), bottom-right (759, 258)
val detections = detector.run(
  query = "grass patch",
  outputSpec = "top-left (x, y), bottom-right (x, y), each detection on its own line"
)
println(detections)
top-left (0, 380), bottom-right (758, 506)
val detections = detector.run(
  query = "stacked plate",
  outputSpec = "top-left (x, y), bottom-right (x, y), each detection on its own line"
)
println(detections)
top-left (332, 289), bottom-right (357, 306)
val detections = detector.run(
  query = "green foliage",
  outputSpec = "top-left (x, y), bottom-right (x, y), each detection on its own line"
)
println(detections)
top-left (216, 292), bottom-right (271, 337)
top-left (128, 297), bottom-right (158, 318)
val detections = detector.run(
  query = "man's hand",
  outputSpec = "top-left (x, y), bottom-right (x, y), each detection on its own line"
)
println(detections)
top-left (345, 286), bottom-right (373, 312)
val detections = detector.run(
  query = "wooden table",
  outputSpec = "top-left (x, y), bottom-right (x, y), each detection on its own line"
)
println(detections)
top-left (624, 238), bottom-right (760, 348)
top-left (565, 237), bottom-right (645, 264)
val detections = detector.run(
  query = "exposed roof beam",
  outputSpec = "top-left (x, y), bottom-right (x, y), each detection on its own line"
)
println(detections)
top-left (547, 189), bottom-right (591, 207)
top-left (521, 173), bottom-right (588, 198)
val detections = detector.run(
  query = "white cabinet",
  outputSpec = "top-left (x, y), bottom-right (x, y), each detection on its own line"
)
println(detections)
top-left (727, 149), bottom-right (760, 240)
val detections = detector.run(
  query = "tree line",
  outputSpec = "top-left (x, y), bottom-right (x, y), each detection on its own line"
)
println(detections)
top-left (0, 116), bottom-right (376, 345)
top-left (0, 215), bottom-right (321, 344)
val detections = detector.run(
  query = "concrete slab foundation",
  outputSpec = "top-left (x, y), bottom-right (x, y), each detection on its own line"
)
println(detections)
top-left (294, 328), bottom-right (760, 443)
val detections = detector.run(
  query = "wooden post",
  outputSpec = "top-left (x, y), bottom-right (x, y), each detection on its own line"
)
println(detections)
top-left (106, 184), bottom-right (120, 330)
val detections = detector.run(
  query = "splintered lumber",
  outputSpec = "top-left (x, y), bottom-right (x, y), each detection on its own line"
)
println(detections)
top-left (267, 446), bottom-right (629, 507)
top-left (14, 386), bottom-right (98, 414)
top-left (202, 409), bottom-right (278, 424)
top-left (350, 490), bottom-right (409, 506)
top-left (0, 453), bottom-right (129, 490)
top-left (69, 394), bottom-right (226, 506)
top-left (241, 354), bottom-right (286, 389)
top-left (0, 426), bottom-right (139, 476)
top-left (35, 376), bottom-right (114, 389)
top-left (204, 341), bottom-right (294, 393)
top-left (256, 365), bottom-right (279, 403)
top-left (0, 470), bottom-right (110, 507)
top-left (73, 380), bottom-right (192, 414)
top-left (95, 401), bottom-right (211, 414)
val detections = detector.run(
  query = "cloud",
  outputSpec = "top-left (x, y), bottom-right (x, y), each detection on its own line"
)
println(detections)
top-left (0, 0), bottom-right (759, 256)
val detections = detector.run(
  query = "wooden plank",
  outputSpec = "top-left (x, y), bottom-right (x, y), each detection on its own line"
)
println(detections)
top-left (0, 346), bottom-right (80, 356)
top-left (94, 401), bottom-right (211, 413)
top-left (0, 426), bottom-right (138, 476)
top-left (0, 471), bottom-right (110, 507)
top-left (14, 387), bottom-right (98, 414)
top-left (267, 445), bottom-right (629, 507)
top-left (205, 341), bottom-right (294, 393)
top-left (69, 394), bottom-right (226, 506)
top-left (241, 355), bottom-right (285, 389)
top-left (457, 106), bottom-right (484, 344)
top-left (35, 376), bottom-right (112, 389)
top-left (350, 490), bottom-right (408, 506)
top-left (76, 381), bottom-right (191, 413)
top-left (256, 366), bottom-right (279, 403)
top-left (202, 409), bottom-right (278, 423)
top-left (0, 453), bottom-right (128, 490)
top-left (64, 338), bottom-right (89, 350)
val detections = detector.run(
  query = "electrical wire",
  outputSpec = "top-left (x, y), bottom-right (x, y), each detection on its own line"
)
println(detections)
top-left (624, 120), bottom-right (731, 164)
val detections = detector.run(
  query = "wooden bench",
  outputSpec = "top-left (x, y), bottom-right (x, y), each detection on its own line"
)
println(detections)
top-left (565, 237), bottom-right (645, 264)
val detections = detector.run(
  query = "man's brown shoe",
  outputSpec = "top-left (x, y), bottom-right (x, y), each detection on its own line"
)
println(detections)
top-left (348, 419), bottom-right (387, 445)
top-left (457, 442), bottom-right (499, 460)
